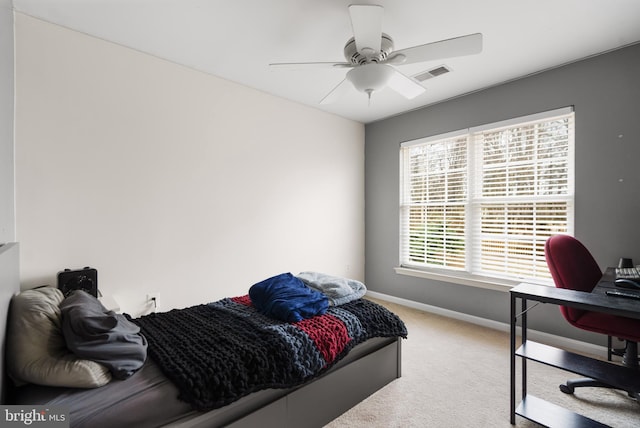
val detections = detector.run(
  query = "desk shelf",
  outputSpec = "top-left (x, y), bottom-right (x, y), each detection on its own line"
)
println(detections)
top-left (516, 395), bottom-right (607, 428)
top-left (516, 341), bottom-right (640, 394)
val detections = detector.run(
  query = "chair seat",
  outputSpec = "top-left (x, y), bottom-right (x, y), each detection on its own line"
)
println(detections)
top-left (574, 311), bottom-right (640, 343)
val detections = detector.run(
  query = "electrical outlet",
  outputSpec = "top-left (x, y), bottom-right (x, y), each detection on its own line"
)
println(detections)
top-left (147, 292), bottom-right (160, 312)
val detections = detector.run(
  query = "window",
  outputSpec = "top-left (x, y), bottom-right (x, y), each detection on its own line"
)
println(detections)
top-left (399, 107), bottom-right (574, 285)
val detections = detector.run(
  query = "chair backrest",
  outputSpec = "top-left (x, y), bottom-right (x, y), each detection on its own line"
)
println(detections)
top-left (544, 234), bottom-right (602, 323)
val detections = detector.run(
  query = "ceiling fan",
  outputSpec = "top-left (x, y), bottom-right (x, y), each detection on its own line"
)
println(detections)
top-left (270, 4), bottom-right (483, 104)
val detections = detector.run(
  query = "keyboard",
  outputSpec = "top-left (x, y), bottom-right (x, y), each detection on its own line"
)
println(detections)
top-left (615, 267), bottom-right (640, 280)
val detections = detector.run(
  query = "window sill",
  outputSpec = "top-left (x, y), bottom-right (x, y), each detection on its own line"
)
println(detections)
top-left (394, 266), bottom-right (550, 292)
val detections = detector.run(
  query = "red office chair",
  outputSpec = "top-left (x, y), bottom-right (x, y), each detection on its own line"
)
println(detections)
top-left (545, 234), bottom-right (640, 396)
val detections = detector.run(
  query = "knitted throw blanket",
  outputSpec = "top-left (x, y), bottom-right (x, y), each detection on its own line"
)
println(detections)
top-left (133, 296), bottom-right (407, 410)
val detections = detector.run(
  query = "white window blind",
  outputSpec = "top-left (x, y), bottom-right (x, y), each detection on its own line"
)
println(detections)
top-left (401, 134), bottom-right (468, 270)
top-left (400, 108), bottom-right (574, 283)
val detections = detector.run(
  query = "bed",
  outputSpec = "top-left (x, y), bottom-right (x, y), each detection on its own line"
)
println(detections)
top-left (0, 242), bottom-right (407, 427)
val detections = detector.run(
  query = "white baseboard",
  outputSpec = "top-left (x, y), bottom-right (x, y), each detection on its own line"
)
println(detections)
top-left (366, 290), bottom-right (611, 358)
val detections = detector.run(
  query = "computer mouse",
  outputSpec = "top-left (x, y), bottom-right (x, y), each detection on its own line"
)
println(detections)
top-left (614, 278), bottom-right (640, 289)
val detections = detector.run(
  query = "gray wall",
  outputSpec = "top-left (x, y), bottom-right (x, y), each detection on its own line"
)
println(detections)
top-left (0, 0), bottom-right (15, 244)
top-left (365, 43), bottom-right (640, 343)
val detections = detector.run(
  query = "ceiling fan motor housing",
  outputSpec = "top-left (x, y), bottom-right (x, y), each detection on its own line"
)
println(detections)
top-left (344, 33), bottom-right (394, 64)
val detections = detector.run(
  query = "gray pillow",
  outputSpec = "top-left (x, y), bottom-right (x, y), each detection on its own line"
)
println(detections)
top-left (60, 290), bottom-right (148, 379)
top-left (7, 286), bottom-right (112, 388)
top-left (297, 271), bottom-right (367, 306)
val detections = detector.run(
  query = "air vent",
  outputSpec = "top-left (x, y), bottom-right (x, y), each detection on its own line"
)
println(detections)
top-left (413, 65), bottom-right (451, 82)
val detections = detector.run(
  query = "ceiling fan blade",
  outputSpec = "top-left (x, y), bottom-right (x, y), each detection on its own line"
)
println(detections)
top-left (348, 4), bottom-right (384, 54)
top-left (390, 33), bottom-right (483, 65)
top-left (320, 79), bottom-right (352, 105)
top-left (269, 61), bottom-right (352, 69)
top-left (386, 69), bottom-right (426, 99)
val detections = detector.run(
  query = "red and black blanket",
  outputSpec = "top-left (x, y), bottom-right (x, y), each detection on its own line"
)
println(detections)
top-left (132, 296), bottom-right (407, 410)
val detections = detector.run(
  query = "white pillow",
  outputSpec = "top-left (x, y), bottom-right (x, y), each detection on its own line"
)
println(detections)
top-left (7, 286), bottom-right (112, 388)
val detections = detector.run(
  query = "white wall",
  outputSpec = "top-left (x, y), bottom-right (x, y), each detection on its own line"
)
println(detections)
top-left (15, 14), bottom-right (364, 315)
top-left (0, 0), bottom-right (14, 243)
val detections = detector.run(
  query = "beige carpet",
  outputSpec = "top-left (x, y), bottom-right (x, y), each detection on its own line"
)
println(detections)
top-left (325, 299), bottom-right (640, 427)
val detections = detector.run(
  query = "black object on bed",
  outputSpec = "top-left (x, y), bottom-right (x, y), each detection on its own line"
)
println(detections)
top-left (132, 295), bottom-right (407, 411)
top-left (57, 267), bottom-right (98, 297)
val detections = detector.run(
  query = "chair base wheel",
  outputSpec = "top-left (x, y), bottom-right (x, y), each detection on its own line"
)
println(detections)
top-left (559, 383), bottom-right (575, 394)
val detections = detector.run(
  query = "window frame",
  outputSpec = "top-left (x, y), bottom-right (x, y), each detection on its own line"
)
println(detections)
top-left (396, 107), bottom-right (575, 290)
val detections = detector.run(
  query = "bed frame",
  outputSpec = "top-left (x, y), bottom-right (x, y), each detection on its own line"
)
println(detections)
top-left (0, 242), bottom-right (402, 427)
top-left (169, 336), bottom-right (401, 427)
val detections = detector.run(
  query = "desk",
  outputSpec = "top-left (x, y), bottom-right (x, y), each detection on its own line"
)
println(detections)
top-left (510, 280), bottom-right (640, 427)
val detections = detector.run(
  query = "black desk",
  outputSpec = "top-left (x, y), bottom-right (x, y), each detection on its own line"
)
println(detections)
top-left (510, 276), bottom-right (640, 427)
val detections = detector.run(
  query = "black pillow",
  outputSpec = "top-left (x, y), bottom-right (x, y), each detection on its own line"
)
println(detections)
top-left (60, 290), bottom-right (147, 379)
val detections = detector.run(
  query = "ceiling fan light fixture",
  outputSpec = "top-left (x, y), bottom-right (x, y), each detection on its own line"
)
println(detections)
top-left (346, 63), bottom-right (394, 96)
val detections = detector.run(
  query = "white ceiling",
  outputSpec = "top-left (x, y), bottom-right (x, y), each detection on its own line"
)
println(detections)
top-left (12, 0), bottom-right (640, 123)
